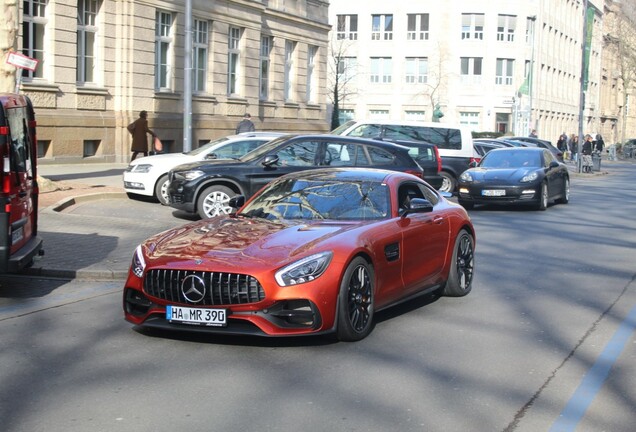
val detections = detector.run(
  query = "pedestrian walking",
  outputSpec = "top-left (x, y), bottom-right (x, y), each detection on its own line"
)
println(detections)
top-left (568, 134), bottom-right (578, 164)
top-left (236, 113), bottom-right (256, 134)
top-left (529, 129), bottom-right (538, 138)
top-left (582, 134), bottom-right (594, 173)
top-left (556, 132), bottom-right (568, 152)
top-left (595, 133), bottom-right (605, 153)
top-left (128, 110), bottom-right (156, 161)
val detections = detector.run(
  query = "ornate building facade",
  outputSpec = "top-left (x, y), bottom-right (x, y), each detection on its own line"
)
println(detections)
top-left (5, 0), bottom-right (330, 163)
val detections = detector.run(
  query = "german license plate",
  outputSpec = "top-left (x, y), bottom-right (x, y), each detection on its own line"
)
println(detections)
top-left (482, 189), bottom-right (506, 197)
top-left (166, 305), bottom-right (227, 327)
top-left (11, 227), bottom-right (23, 245)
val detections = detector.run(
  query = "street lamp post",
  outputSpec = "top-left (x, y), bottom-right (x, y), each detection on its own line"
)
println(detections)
top-left (577, 0), bottom-right (590, 173)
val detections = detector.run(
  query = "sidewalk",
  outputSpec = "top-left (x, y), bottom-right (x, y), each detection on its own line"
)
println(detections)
top-left (27, 163), bottom-right (192, 280)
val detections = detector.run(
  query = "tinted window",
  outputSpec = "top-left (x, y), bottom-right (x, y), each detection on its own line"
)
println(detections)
top-left (382, 125), bottom-right (462, 150)
top-left (366, 146), bottom-right (395, 165)
top-left (347, 124), bottom-right (382, 138)
top-left (6, 107), bottom-right (30, 173)
top-left (212, 140), bottom-right (264, 159)
top-left (276, 141), bottom-right (319, 166)
top-left (407, 145), bottom-right (435, 162)
top-left (327, 143), bottom-right (357, 166)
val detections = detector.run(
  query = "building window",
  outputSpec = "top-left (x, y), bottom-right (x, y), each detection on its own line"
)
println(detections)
top-left (337, 56), bottom-right (357, 84)
top-left (193, 19), bottom-right (209, 92)
top-left (459, 112), bottom-right (480, 130)
top-left (83, 140), bottom-right (100, 157)
top-left (337, 14), bottom-right (358, 40)
top-left (22, 0), bottom-right (47, 79)
top-left (155, 11), bottom-right (173, 90)
top-left (284, 40), bottom-right (296, 101)
top-left (405, 110), bottom-right (426, 121)
top-left (370, 57), bottom-right (392, 84)
top-left (496, 113), bottom-right (510, 134)
top-left (306, 45), bottom-right (317, 103)
top-left (259, 35), bottom-right (272, 100)
top-left (37, 140), bottom-right (50, 158)
top-left (77, 0), bottom-right (101, 84)
top-left (460, 57), bottom-right (482, 84)
top-left (228, 26), bottom-right (241, 95)
top-left (497, 15), bottom-right (516, 42)
top-left (461, 13), bottom-right (484, 40)
top-left (405, 57), bottom-right (428, 84)
top-left (371, 15), bottom-right (393, 41)
top-left (407, 14), bottom-right (429, 40)
top-left (369, 110), bottom-right (390, 119)
top-left (496, 58), bottom-right (514, 85)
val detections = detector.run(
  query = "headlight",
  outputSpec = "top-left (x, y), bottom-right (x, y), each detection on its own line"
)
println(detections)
top-left (520, 172), bottom-right (539, 183)
top-left (131, 164), bottom-right (152, 173)
top-left (131, 245), bottom-right (146, 278)
top-left (275, 251), bottom-right (333, 286)
top-left (459, 171), bottom-right (473, 182)
top-left (179, 170), bottom-right (205, 181)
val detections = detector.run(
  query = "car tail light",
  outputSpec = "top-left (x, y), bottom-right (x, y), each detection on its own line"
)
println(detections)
top-left (470, 156), bottom-right (481, 165)
top-left (405, 168), bottom-right (424, 179)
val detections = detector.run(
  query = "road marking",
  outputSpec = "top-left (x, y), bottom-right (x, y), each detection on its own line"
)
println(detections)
top-left (549, 304), bottom-right (636, 432)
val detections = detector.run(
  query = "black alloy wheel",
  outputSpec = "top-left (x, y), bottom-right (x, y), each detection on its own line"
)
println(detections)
top-left (443, 229), bottom-right (475, 297)
top-left (336, 257), bottom-right (375, 341)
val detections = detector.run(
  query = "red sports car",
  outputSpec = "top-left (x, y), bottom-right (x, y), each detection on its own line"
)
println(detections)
top-left (123, 168), bottom-right (475, 341)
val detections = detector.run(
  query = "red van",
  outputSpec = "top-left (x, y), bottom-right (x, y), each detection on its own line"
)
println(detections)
top-left (0, 93), bottom-right (43, 272)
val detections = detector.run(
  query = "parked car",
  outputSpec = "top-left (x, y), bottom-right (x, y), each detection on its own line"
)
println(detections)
top-left (622, 139), bottom-right (636, 158)
top-left (167, 134), bottom-right (426, 219)
top-left (457, 147), bottom-right (569, 210)
top-left (123, 132), bottom-right (283, 204)
top-left (473, 139), bottom-right (517, 164)
top-left (504, 136), bottom-right (563, 161)
top-left (331, 120), bottom-right (474, 193)
top-left (124, 168), bottom-right (476, 341)
top-left (377, 139), bottom-right (443, 189)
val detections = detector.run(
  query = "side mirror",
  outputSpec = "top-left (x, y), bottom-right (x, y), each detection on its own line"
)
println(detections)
top-left (228, 195), bottom-right (245, 209)
top-left (401, 197), bottom-right (434, 216)
top-left (262, 154), bottom-right (279, 167)
top-left (549, 160), bottom-right (559, 169)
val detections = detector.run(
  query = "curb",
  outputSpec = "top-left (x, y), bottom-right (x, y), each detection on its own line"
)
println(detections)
top-left (42, 191), bottom-right (128, 214)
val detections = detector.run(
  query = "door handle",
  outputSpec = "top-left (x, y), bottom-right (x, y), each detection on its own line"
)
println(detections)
top-left (433, 216), bottom-right (444, 224)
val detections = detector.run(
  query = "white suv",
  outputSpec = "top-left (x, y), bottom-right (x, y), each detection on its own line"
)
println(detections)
top-left (332, 120), bottom-right (474, 193)
top-left (123, 132), bottom-right (283, 204)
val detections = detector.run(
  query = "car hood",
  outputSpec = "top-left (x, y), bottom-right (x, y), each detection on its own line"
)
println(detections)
top-left (467, 167), bottom-right (536, 182)
top-left (142, 216), bottom-right (362, 269)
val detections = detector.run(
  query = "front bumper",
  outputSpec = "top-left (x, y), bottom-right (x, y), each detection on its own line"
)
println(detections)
top-left (123, 172), bottom-right (154, 197)
top-left (457, 183), bottom-right (540, 205)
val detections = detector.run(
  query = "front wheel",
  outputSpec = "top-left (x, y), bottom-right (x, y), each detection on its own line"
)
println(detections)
top-left (154, 174), bottom-right (170, 205)
top-left (442, 229), bottom-right (474, 297)
top-left (438, 172), bottom-right (456, 194)
top-left (336, 257), bottom-right (375, 342)
top-left (196, 185), bottom-right (235, 219)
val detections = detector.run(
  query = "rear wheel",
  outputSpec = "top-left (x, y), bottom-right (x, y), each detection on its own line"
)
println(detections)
top-left (197, 185), bottom-right (234, 219)
top-left (556, 178), bottom-right (570, 204)
top-left (442, 229), bottom-right (474, 297)
top-left (536, 182), bottom-right (548, 211)
top-left (154, 174), bottom-right (170, 205)
top-left (438, 172), bottom-right (456, 193)
top-left (336, 257), bottom-right (375, 341)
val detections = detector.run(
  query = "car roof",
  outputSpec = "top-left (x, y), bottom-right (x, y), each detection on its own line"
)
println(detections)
top-left (264, 134), bottom-right (416, 152)
top-left (274, 167), bottom-right (407, 183)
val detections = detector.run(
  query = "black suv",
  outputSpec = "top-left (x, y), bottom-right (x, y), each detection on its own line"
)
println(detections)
top-left (168, 134), bottom-right (435, 219)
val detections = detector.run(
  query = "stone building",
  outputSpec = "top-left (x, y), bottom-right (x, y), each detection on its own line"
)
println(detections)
top-left (328, 0), bottom-right (635, 143)
top-left (5, 0), bottom-right (331, 163)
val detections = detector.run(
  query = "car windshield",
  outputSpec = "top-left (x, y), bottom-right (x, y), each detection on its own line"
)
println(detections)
top-left (480, 150), bottom-right (542, 169)
top-left (330, 120), bottom-right (357, 135)
top-left (239, 178), bottom-right (390, 221)
top-left (187, 137), bottom-right (230, 156)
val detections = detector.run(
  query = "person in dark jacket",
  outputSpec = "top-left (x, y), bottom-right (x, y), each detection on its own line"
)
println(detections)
top-left (236, 113), bottom-right (256, 134)
top-left (595, 134), bottom-right (605, 153)
top-left (582, 134), bottom-right (594, 172)
top-left (128, 111), bottom-right (156, 161)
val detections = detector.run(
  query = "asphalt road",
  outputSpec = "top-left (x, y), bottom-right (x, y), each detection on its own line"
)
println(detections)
top-left (1, 161), bottom-right (635, 432)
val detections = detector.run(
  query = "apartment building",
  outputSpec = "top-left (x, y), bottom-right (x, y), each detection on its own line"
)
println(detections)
top-left (9, 0), bottom-right (331, 163)
top-left (328, 0), bottom-right (617, 143)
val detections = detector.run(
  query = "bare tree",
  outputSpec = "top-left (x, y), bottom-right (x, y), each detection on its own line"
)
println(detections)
top-left (326, 38), bottom-right (359, 130)
top-left (419, 42), bottom-right (451, 122)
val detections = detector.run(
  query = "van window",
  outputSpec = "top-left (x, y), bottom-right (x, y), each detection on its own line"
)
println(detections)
top-left (382, 125), bottom-right (462, 150)
top-left (7, 108), bottom-right (30, 173)
top-left (347, 124), bottom-right (382, 138)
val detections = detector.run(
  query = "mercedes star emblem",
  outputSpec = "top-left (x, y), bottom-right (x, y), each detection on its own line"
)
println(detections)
top-left (181, 275), bottom-right (206, 303)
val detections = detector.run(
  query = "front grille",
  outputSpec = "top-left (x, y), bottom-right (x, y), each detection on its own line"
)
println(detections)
top-left (144, 269), bottom-right (265, 306)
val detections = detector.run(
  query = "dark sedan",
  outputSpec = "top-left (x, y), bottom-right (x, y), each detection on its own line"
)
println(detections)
top-left (457, 147), bottom-right (569, 210)
top-left (168, 134), bottom-right (427, 219)
top-left (504, 136), bottom-right (563, 161)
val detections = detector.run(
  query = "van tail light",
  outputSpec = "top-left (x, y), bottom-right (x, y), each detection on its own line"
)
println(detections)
top-left (0, 126), bottom-right (8, 136)
top-left (2, 156), bottom-right (10, 194)
top-left (434, 146), bottom-right (442, 173)
top-left (470, 156), bottom-right (481, 165)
